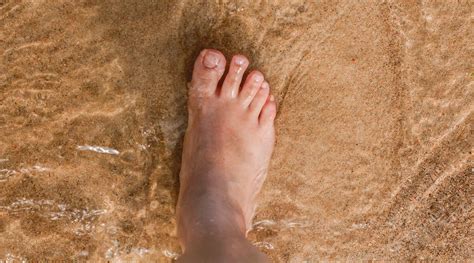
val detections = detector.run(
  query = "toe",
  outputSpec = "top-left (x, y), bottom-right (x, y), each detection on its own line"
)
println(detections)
top-left (249, 81), bottom-right (270, 115)
top-left (221, 55), bottom-right (249, 98)
top-left (239, 71), bottom-right (264, 107)
top-left (259, 95), bottom-right (277, 126)
top-left (190, 49), bottom-right (226, 97)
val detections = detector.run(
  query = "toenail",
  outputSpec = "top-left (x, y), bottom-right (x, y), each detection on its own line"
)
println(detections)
top-left (254, 73), bottom-right (263, 83)
top-left (261, 82), bottom-right (269, 89)
top-left (234, 56), bottom-right (246, 66)
top-left (270, 95), bottom-right (275, 101)
top-left (203, 51), bottom-right (220, 69)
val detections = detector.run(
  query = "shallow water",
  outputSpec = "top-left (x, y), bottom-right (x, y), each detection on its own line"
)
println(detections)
top-left (1, 0), bottom-right (473, 261)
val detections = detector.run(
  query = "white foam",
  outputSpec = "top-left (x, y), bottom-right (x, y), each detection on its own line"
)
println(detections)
top-left (162, 249), bottom-right (180, 260)
top-left (282, 219), bottom-right (312, 229)
top-left (0, 165), bottom-right (51, 181)
top-left (77, 145), bottom-right (120, 155)
top-left (105, 240), bottom-right (120, 259)
top-left (131, 247), bottom-right (150, 257)
top-left (253, 218), bottom-right (312, 230)
top-left (253, 219), bottom-right (277, 230)
top-left (3, 252), bottom-right (27, 263)
top-left (254, 241), bottom-right (274, 250)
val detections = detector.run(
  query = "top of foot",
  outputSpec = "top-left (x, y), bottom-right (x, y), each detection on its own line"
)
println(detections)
top-left (177, 49), bottom-right (277, 238)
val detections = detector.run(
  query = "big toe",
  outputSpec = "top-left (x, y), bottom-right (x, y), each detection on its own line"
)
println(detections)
top-left (190, 49), bottom-right (226, 97)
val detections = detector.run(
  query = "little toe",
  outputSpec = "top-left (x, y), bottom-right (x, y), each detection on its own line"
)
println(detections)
top-left (249, 81), bottom-right (270, 115)
top-left (221, 55), bottom-right (249, 98)
top-left (190, 49), bottom-right (226, 97)
top-left (259, 95), bottom-right (277, 126)
top-left (239, 71), bottom-right (264, 107)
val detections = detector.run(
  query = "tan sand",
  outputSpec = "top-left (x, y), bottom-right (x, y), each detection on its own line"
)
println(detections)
top-left (0, 0), bottom-right (473, 261)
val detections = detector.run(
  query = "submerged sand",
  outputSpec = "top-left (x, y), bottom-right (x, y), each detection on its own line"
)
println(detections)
top-left (1, 0), bottom-right (473, 261)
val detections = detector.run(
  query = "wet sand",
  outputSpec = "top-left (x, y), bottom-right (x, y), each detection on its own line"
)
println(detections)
top-left (1, 0), bottom-right (473, 261)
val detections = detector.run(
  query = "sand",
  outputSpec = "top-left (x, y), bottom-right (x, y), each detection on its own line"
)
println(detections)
top-left (1, 0), bottom-right (473, 261)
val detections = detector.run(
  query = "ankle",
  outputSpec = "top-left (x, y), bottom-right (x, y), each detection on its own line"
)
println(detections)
top-left (177, 183), bottom-right (247, 246)
top-left (178, 228), bottom-right (269, 263)
top-left (177, 200), bottom-right (269, 263)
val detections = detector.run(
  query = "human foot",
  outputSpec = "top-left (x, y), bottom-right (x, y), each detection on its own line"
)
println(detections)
top-left (176, 49), bottom-right (276, 256)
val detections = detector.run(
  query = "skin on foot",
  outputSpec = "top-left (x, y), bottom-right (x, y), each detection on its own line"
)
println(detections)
top-left (176, 49), bottom-right (276, 259)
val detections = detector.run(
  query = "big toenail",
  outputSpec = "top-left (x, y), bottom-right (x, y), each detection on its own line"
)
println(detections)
top-left (203, 51), bottom-right (220, 69)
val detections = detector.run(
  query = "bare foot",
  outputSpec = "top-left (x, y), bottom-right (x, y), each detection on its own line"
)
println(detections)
top-left (176, 49), bottom-right (276, 261)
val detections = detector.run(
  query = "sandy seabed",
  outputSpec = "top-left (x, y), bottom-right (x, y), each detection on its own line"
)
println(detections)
top-left (1, 0), bottom-right (473, 262)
